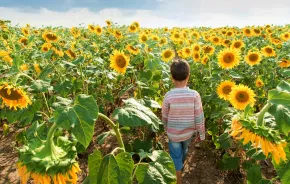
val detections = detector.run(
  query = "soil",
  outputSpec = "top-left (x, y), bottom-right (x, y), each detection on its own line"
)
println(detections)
top-left (0, 120), bottom-right (278, 184)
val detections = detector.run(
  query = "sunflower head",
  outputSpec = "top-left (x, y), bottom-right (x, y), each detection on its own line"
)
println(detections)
top-left (128, 24), bottom-right (138, 33)
top-left (0, 83), bottom-right (32, 110)
top-left (280, 32), bottom-right (289, 41)
top-left (88, 24), bottom-right (95, 32)
top-left (192, 44), bottom-right (201, 52)
top-left (42, 32), bottom-right (58, 42)
top-left (139, 33), bottom-right (148, 43)
top-left (202, 45), bottom-right (215, 55)
top-left (182, 47), bottom-right (191, 58)
top-left (161, 49), bottom-right (175, 62)
top-left (245, 51), bottom-right (262, 66)
top-left (110, 50), bottom-right (130, 74)
top-left (279, 59), bottom-right (290, 68)
top-left (21, 27), bottom-right (29, 36)
top-left (243, 27), bottom-right (252, 36)
top-left (114, 30), bottom-right (123, 39)
top-left (231, 40), bottom-right (244, 50)
top-left (201, 55), bottom-right (209, 65)
top-left (41, 43), bottom-right (52, 52)
top-left (261, 46), bottom-right (276, 57)
top-left (218, 48), bottom-right (241, 69)
top-left (255, 79), bottom-right (264, 88)
top-left (126, 44), bottom-right (140, 55)
top-left (94, 26), bottom-right (102, 35)
top-left (192, 52), bottom-right (200, 62)
top-left (19, 37), bottom-right (28, 46)
top-left (217, 80), bottom-right (236, 100)
top-left (229, 85), bottom-right (256, 110)
top-left (105, 20), bottom-right (112, 27)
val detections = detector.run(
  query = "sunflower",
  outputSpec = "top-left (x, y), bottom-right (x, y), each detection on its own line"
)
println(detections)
top-left (201, 55), bottom-right (209, 65)
top-left (270, 38), bottom-right (282, 45)
top-left (191, 31), bottom-right (200, 39)
top-left (41, 43), bottom-right (52, 52)
top-left (202, 45), bottom-right (215, 55)
top-left (88, 24), bottom-right (95, 32)
top-left (229, 85), bottom-right (256, 110)
top-left (226, 31), bottom-right (233, 37)
top-left (0, 50), bottom-right (13, 65)
top-left (182, 47), bottom-right (191, 58)
top-left (19, 37), bottom-right (28, 46)
top-left (132, 21), bottom-right (140, 30)
top-left (66, 49), bottom-right (77, 59)
top-left (105, 20), bottom-right (112, 27)
top-left (94, 26), bottom-right (102, 36)
top-left (20, 64), bottom-right (29, 71)
top-left (222, 39), bottom-right (231, 47)
top-left (161, 49), bottom-right (175, 62)
top-left (279, 59), bottom-right (290, 68)
top-left (255, 79), bottom-right (264, 88)
top-left (21, 27), bottom-right (29, 36)
top-left (243, 27), bottom-right (252, 37)
top-left (158, 37), bottom-right (167, 46)
top-left (192, 52), bottom-right (200, 62)
top-left (33, 30), bottom-right (39, 35)
top-left (170, 31), bottom-right (182, 42)
top-left (192, 44), bottom-right (201, 52)
top-left (126, 44), bottom-right (140, 55)
top-left (42, 31), bottom-right (58, 42)
top-left (33, 63), bottom-right (41, 75)
top-left (229, 119), bottom-right (287, 164)
top-left (70, 27), bottom-right (81, 38)
top-left (114, 30), bottom-right (123, 39)
top-left (253, 28), bottom-right (261, 36)
top-left (211, 36), bottom-right (221, 45)
top-left (139, 33), bottom-right (148, 43)
top-left (280, 32), bottom-right (290, 41)
top-left (217, 48), bottom-right (241, 69)
top-left (261, 46), bottom-right (276, 57)
top-left (245, 51), bottom-right (262, 66)
top-left (217, 80), bottom-right (235, 100)
top-left (110, 50), bottom-right (130, 74)
top-left (231, 40), bottom-right (244, 50)
top-left (0, 83), bottom-right (32, 110)
top-left (128, 24), bottom-right (138, 33)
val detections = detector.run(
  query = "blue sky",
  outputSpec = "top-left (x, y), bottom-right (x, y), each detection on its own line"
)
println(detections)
top-left (0, 0), bottom-right (289, 28)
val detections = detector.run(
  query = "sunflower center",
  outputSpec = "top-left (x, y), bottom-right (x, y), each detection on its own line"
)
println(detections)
top-left (174, 34), bottom-right (180, 39)
top-left (254, 29), bottom-right (260, 34)
top-left (116, 55), bottom-right (126, 68)
top-left (236, 91), bottom-right (249, 103)
top-left (222, 85), bottom-right (232, 95)
top-left (234, 42), bottom-right (241, 48)
top-left (97, 28), bottom-right (102, 33)
top-left (21, 39), bottom-right (28, 45)
top-left (194, 46), bottom-right (200, 52)
top-left (265, 47), bottom-right (273, 54)
top-left (194, 53), bottom-right (199, 59)
top-left (164, 51), bottom-right (172, 58)
top-left (24, 30), bottom-right (28, 34)
top-left (46, 33), bottom-right (57, 41)
top-left (0, 87), bottom-right (23, 100)
top-left (204, 47), bottom-right (212, 53)
top-left (224, 40), bottom-right (230, 44)
top-left (68, 50), bottom-right (76, 58)
top-left (285, 34), bottom-right (289, 38)
top-left (185, 49), bottom-right (190, 54)
top-left (43, 47), bottom-right (48, 51)
top-left (249, 53), bottom-right (258, 62)
top-left (130, 25), bottom-right (136, 31)
top-left (116, 31), bottom-right (121, 36)
top-left (223, 53), bottom-right (235, 63)
top-left (245, 29), bottom-right (251, 34)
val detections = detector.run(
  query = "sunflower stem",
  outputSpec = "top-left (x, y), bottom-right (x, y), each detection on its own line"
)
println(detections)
top-left (14, 73), bottom-right (34, 84)
top-left (98, 113), bottom-right (125, 151)
top-left (42, 92), bottom-right (51, 116)
top-left (257, 102), bottom-right (272, 127)
top-left (44, 123), bottom-right (59, 160)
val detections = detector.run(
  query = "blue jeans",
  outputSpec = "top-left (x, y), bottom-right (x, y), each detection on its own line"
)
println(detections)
top-left (168, 138), bottom-right (192, 171)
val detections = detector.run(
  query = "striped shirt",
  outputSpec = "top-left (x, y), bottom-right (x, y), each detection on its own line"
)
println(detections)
top-left (162, 87), bottom-right (205, 142)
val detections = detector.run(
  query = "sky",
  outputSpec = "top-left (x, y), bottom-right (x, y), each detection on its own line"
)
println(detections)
top-left (0, 0), bottom-right (289, 28)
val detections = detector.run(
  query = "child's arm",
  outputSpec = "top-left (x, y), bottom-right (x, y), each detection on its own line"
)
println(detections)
top-left (161, 96), bottom-right (169, 129)
top-left (194, 92), bottom-right (205, 141)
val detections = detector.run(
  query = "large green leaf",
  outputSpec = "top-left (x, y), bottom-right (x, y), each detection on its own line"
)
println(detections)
top-left (275, 161), bottom-right (290, 184)
top-left (268, 80), bottom-right (290, 108)
top-left (217, 153), bottom-right (240, 170)
top-left (115, 152), bottom-right (134, 184)
top-left (30, 80), bottom-right (53, 92)
top-left (88, 150), bottom-right (103, 184)
top-left (135, 150), bottom-right (176, 184)
top-left (268, 104), bottom-right (290, 135)
top-left (247, 165), bottom-right (262, 184)
top-left (112, 98), bottom-right (161, 131)
top-left (54, 94), bottom-right (98, 148)
top-left (97, 154), bottom-right (121, 184)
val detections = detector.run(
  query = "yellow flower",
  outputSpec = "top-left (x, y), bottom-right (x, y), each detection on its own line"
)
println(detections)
top-left (279, 59), bottom-right (290, 68)
top-left (243, 27), bottom-right (252, 37)
top-left (20, 64), bottom-right (29, 71)
top-left (229, 84), bottom-right (256, 110)
top-left (182, 47), bottom-right (191, 58)
top-left (88, 24), bottom-right (95, 32)
top-left (66, 49), bottom-right (77, 59)
top-left (201, 55), bottom-right (209, 65)
top-left (21, 27), bottom-right (29, 36)
top-left (161, 49), bottom-right (175, 62)
top-left (0, 83), bottom-right (32, 110)
top-left (170, 31), bottom-right (182, 42)
top-left (128, 24), bottom-right (138, 33)
top-left (280, 32), bottom-right (290, 41)
top-left (217, 80), bottom-right (236, 101)
top-left (114, 30), bottom-right (123, 39)
top-left (202, 45), bottom-right (215, 55)
top-left (245, 51), bottom-right (262, 66)
top-left (217, 48), bottom-right (241, 69)
top-left (231, 40), bottom-right (244, 50)
top-left (261, 46), bottom-right (276, 57)
top-left (192, 44), bottom-right (201, 52)
top-left (41, 43), bottom-right (52, 52)
top-left (126, 44), bottom-right (140, 55)
top-left (42, 31), bottom-right (58, 42)
top-left (139, 33), bottom-right (148, 43)
top-left (255, 79), bottom-right (264, 88)
top-left (34, 63), bottom-right (41, 75)
top-left (19, 37), bottom-right (28, 46)
top-left (132, 21), bottom-right (140, 30)
top-left (158, 37), bottom-right (167, 46)
top-left (211, 36), bottom-right (221, 45)
top-left (192, 52), bottom-right (200, 62)
top-left (94, 26), bottom-right (102, 36)
top-left (110, 50), bottom-right (130, 74)
top-left (106, 20), bottom-right (112, 27)
top-left (70, 27), bottom-right (81, 38)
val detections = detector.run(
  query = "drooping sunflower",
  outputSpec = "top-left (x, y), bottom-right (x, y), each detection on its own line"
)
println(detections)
top-left (126, 44), bottom-right (140, 55)
top-left (139, 33), bottom-right (148, 43)
top-left (132, 21), bottom-right (140, 30)
top-left (231, 40), bottom-right (244, 50)
top-left (201, 55), bottom-right (209, 65)
top-left (0, 83), bottom-right (32, 110)
top-left (261, 46), bottom-right (276, 57)
top-left (217, 48), bottom-right (241, 69)
top-left (94, 26), bottom-right (102, 36)
top-left (21, 27), bottom-right (29, 36)
top-left (182, 47), bottom-right (191, 58)
top-left (128, 24), bottom-right (138, 33)
top-left (229, 85), bottom-right (256, 110)
top-left (216, 80), bottom-right (236, 100)
top-left (245, 51), bottom-right (262, 66)
top-left (110, 50), bottom-right (130, 74)
top-left (20, 64), bottom-right (29, 71)
top-left (202, 45), bottom-right (215, 55)
top-left (255, 79), bottom-right (264, 88)
top-left (66, 49), bottom-right (77, 59)
top-left (42, 31), bottom-right (58, 42)
top-left (279, 59), bottom-right (290, 68)
top-left (161, 49), bottom-right (175, 62)
top-left (19, 37), bottom-right (28, 46)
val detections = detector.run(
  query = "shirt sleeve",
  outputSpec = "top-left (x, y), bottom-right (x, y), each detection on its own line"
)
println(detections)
top-left (194, 92), bottom-right (205, 140)
top-left (161, 95), bottom-right (169, 128)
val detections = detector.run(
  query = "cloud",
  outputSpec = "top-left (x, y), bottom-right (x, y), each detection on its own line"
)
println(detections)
top-left (0, 0), bottom-right (289, 28)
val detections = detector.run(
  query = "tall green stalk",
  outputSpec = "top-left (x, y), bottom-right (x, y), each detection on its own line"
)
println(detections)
top-left (257, 102), bottom-right (272, 127)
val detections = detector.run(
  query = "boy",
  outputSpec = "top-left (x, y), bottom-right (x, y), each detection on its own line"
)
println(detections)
top-left (162, 58), bottom-right (205, 184)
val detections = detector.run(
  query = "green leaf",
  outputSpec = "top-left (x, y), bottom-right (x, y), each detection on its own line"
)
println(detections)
top-left (268, 89), bottom-right (290, 107)
top-left (96, 131), bottom-right (112, 145)
top-left (217, 153), bottom-right (240, 170)
top-left (133, 139), bottom-right (153, 152)
top-left (246, 165), bottom-right (262, 184)
top-left (112, 98), bottom-right (161, 131)
top-left (138, 98), bottom-right (161, 109)
top-left (97, 154), bottom-right (121, 184)
top-left (274, 160), bottom-right (290, 184)
top-left (72, 56), bottom-right (85, 65)
top-left (54, 94), bottom-right (98, 148)
top-left (135, 150), bottom-right (176, 184)
top-left (268, 104), bottom-right (290, 135)
top-left (30, 80), bottom-right (53, 92)
top-left (115, 152), bottom-right (134, 184)
top-left (39, 65), bottom-right (55, 80)
top-left (144, 59), bottom-right (160, 72)
top-left (217, 133), bottom-right (231, 149)
top-left (88, 150), bottom-right (103, 184)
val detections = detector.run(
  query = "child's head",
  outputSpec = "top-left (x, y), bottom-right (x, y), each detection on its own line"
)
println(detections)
top-left (170, 58), bottom-right (190, 82)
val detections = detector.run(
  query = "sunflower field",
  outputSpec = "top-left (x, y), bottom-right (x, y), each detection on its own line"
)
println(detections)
top-left (0, 18), bottom-right (290, 184)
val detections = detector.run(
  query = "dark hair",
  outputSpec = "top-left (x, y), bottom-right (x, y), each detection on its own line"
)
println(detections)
top-left (170, 58), bottom-right (190, 81)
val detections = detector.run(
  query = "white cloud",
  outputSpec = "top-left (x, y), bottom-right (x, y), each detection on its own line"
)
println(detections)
top-left (0, 0), bottom-right (289, 28)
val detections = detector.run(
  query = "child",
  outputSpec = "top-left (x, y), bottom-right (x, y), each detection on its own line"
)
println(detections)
top-left (162, 58), bottom-right (205, 184)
